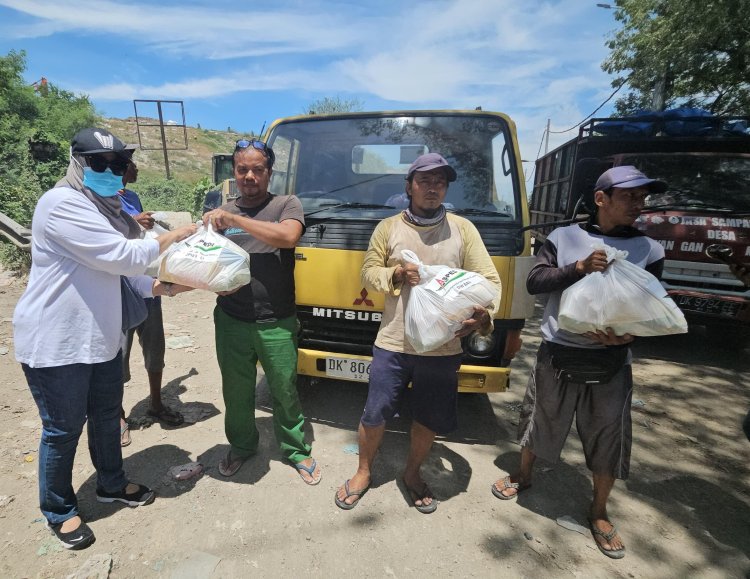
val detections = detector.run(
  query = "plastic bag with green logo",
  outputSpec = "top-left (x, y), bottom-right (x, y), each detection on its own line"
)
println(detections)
top-left (401, 249), bottom-right (497, 353)
top-left (159, 222), bottom-right (250, 292)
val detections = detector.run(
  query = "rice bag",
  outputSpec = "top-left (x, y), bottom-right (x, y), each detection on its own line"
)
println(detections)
top-left (401, 249), bottom-right (498, 353)
top-left (158, 222), bottom-right (251, 292)
top-left (558, 243), bottom-right (687, 336)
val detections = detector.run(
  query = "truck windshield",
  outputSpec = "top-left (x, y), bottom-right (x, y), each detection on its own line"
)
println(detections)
top-left (266, 114), bottom-right (521, 221)
top-left (625, 154), bottom-right (750, 213)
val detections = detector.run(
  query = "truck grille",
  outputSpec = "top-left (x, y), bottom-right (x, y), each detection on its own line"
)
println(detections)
top-left (297, 306), bottom-right (379, 355)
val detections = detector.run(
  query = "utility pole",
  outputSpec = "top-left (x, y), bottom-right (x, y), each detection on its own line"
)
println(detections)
top-left (544, 118), bottom-right (551, 155)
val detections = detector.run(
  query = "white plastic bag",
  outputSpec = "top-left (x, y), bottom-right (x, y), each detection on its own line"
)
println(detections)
top-left (401, 249), bottom-right (498, 353)
top-left (158, 222), bottom-right (251, 292)
top-left (558, 243), bottom-right (687, 336)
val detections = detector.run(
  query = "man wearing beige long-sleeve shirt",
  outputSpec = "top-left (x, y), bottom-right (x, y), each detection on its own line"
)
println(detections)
top-left (334, 153), bottom-right (501, 514)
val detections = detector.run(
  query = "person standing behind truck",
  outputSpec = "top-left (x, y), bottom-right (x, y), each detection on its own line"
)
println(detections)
top-left (491, 166), bottom-right (666, 559)
top-left (335, 153), bottom-right (501, 513)
top-left (117, 160), bottom-right (184, 448)
top-left (203, 139), bottom-right (321, 485)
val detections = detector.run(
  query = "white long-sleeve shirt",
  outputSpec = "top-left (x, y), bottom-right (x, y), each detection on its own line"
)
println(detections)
top-left (13, 186), bottom-right (160, 368)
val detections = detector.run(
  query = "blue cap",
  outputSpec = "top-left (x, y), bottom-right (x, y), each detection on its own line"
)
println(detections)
top-left (595, 165), bottom-right (667, 193)
top-left (406, 153), bottom-right (457, 182)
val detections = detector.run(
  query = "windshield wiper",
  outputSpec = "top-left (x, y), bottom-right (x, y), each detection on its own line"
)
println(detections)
top-left (449, 208), bottom-right (514, 217)
top-left (304, 202), bottom-right (395, 218)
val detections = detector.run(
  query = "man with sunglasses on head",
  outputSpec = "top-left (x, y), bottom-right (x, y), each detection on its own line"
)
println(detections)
top-left (13, 127), bottom-right (195, 550)
top-left (491, 166), bottom-right (666, 560)
top-left (203, 139), bottom-right (321, 485)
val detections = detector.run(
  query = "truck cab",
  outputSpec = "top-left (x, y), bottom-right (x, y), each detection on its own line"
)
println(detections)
top-left (263, 110), bottom-right (536, 392)
top-left (530, 112), bottom-right (750, 340)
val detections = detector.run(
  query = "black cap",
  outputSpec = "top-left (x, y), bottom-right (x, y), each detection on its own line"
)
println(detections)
top-left (71, 128), bottom-right (129, 156)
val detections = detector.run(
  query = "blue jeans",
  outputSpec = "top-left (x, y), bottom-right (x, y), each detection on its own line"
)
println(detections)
top-left (23, 353), bottom-right (129, 524)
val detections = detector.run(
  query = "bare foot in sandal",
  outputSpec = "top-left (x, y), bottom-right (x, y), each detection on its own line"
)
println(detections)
top-left (403, 473), bottom-right (437, 513)
top-left (335, 471), bottom-right (370, 508)
top-left (491, 474), bottom-right (531, 499)
top-left (294, 457), bottom-right (322, 485)
top-left (589, 516), bottom-right (626, 559)
top-left (120, 419), bottom-right (131, 447)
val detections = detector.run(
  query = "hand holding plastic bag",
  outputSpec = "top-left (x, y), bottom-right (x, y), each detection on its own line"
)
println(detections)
top-left (158, 222), bottom-right (251, 292)
top-left (402, 249), bottom-right (497, 353)
top-left (558, 243), bottom-right (687, 336)
top-left (143, 222), bottom-right (170, 278)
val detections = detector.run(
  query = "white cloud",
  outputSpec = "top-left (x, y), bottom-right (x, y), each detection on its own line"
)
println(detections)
top-left (0, 0), bottom-right (620, 167)
top-left (80, 69), bottom-right (341, 101)
top-left (0, 0), bottom-right (363, 57)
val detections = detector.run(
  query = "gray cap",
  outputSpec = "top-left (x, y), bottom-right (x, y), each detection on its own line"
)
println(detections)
top-left (595, 165), bottom-right (667, 193)
top-left (406, 153), bottom-right (457, 182)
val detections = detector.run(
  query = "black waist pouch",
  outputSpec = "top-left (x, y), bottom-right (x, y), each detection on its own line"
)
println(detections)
top-left (546, 342), bottom-right (628, 385)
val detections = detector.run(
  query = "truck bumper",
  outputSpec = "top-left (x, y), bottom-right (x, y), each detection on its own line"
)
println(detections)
top-left (297, 348), bottom-right (510, 393)
top-left (668, 290), bottom-right (750, 325)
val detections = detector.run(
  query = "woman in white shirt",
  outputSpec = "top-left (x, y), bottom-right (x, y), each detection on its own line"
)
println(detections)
top-left (13, 128), bottom-right (194, 550)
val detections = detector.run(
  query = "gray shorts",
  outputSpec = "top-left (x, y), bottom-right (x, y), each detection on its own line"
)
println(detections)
top-left (122, 297), bottom-right (165, 383)
top-left (518, 341), bottom-right (633, 479)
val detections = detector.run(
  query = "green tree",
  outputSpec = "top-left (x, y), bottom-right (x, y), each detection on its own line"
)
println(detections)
top-left (0, 49), bottom-right (97, 272)
top-left (603, 0), bottom-right (750, 115)
top-left (0, 50), bottom-right (97, 224)
top-left (304, 95), bottom-right (364, 115)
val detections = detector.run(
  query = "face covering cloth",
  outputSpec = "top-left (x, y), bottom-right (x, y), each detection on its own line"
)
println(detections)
top-left (55, 152), bottom-right (141, 240)
top-left (83, 167), bottom-right (123, 198)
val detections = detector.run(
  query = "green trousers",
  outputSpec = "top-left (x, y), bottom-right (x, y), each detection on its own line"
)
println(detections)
top-left (214, 307), bottom-right (311, 464)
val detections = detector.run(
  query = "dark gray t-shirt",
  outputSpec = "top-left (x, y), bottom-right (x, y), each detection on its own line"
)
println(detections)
top-left (215, 194), bottom-right (305, 322)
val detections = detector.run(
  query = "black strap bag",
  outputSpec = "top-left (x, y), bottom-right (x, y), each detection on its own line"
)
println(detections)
top-left (546, 342), bottom-right (628, 385)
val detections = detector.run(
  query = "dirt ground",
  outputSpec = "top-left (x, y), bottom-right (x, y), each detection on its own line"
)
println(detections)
top-left (0, 269), bottom-right (748, 579)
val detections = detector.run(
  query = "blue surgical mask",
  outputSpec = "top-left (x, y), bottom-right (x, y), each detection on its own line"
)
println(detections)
top-left (82, 167), bottom-right (123, 198)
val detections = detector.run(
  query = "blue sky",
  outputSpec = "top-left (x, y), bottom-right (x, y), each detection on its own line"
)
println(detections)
top-left (0, 0), bottom-right (622, 178)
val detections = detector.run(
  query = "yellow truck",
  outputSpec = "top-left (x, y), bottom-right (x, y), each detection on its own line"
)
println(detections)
top-left (259, 109), bottom-right (536, 392)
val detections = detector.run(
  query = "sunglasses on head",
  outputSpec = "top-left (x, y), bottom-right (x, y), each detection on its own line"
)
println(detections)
top-left (85, 156), bottom-right (130, 176)
top-left (235, 139), bottom-right (275, 167)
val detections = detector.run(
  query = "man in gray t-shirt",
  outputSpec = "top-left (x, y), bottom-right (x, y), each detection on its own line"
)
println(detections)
top-left (491, 166), bottom-right (666, 560)
top-left (203, 139), bottom-right (321, 486)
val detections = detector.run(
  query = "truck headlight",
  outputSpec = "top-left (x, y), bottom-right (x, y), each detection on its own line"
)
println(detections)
top-left (467, 332), bottom-right (496, 357)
